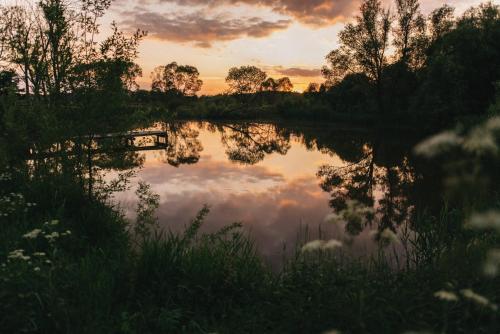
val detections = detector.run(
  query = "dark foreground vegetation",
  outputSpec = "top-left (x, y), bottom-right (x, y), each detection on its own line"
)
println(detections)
top-left (1, 0), bottom-right (500, 333)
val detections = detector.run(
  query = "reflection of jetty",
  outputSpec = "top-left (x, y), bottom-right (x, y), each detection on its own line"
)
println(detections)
top-left (29, 130), bottom-right (169, 159)
top-left (87, 130), bottom-right (168, 146)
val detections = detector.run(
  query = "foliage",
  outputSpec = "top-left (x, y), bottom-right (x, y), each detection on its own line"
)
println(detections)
top-left (151, 62), bottom-right (203, 96)
top-left (225, 65), bottom-right (267, 94)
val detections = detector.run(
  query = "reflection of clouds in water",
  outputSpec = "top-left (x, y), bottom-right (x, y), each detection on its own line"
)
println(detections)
top-left (115, 160), bottom-right (383, 266)
top-left (154, 176), bottom-right (333, 265)
top-left (139, 154), bottom-right (285, 194)
top-left (110, 122), bottom-right (414, 266)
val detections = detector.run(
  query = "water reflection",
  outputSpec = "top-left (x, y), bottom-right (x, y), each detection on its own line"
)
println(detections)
top-left (26, 120), bottom-right (436, 265)
top-left (98, 122), bottom-right (433, 265)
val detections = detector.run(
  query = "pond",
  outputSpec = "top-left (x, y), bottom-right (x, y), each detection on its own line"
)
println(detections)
top-left (104, 121), bottom-right (438, 266)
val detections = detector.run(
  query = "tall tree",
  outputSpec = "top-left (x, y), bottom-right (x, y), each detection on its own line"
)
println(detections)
top-left (40, 0), bottom-right (74, 98)
top-left (305, 82), bottom-right (320, 93)
top-left (261, 77), bottom-right (293, 92)
top-left (393, 0), bottom-right (426, 68)
top-left (0, 5), bottom-right (42, 96)
top-left (276, 77), bottom-right (293, 92)
top-left (151, 62), bottom-right (203, 96)
top-left (429, 4), bottom-right (455, 41)
top-left (260, 77), bottom-right (277, 91)
top-left (225, 66), bottom-right (266, 94)
top-left (322, 0), bottom-right (392, 110)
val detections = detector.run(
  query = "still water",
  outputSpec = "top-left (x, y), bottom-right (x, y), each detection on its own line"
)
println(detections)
top-left (107, 121), bottom-right (434, 265)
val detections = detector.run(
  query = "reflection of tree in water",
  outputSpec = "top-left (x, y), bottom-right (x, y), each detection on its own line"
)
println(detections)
top-left (158, 122), bottom-right (203, 167)
top-left (28, 121), bottom-right (204, 199)
top-left (318, 144), bottom-right (376, 211)
top-left (208, 123), bottom-right (291, 164)
top-left (310, 128), bottom-right (418, 235)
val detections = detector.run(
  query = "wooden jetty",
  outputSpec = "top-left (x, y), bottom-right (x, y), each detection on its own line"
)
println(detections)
top-left (29, 130), bottom-right (169, 159)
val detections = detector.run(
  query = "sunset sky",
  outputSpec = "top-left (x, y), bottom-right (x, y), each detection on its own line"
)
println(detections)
top-left (104, 0), bottom-right (487, 94)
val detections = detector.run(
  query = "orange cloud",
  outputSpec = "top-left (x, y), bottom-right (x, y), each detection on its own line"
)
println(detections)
top-left (121, 10), bottom-right (292, 47)
top-left (271, 66), bottom-right (322, 77)
top-left (154, 0), bottom-right (360, 26)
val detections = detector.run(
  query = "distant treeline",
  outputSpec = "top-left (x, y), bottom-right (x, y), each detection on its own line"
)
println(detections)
top-left (0, 0), bottom-right (499, 127)
top-left (132, 0), bottom-right (500, 125)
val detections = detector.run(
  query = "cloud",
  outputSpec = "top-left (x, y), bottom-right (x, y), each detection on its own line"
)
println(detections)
top-left (272, 67), bottom-right (322, 77)
top-left (155, 0), bottom-right (360, 26)
top-left (120, 9), bottom-right (292, 47)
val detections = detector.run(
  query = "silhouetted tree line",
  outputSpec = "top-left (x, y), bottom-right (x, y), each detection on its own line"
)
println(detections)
top-left (136, 0), bottom-right (500, 124)
top-left (1, 0), bottom-right (499, 125)
top-left (321, 0), bottom-right (500, 123)
top-left (0, 0), bottom-right (147, 139)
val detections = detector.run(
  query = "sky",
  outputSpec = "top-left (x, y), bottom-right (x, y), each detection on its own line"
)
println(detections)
top-left (104, 0), bottom-right (490, 94)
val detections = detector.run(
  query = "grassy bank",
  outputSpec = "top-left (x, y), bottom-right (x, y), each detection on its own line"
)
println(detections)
top-left (1, 168), bottom-right (499, 334)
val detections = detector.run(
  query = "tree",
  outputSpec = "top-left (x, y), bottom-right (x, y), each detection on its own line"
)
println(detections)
top-left (429, 4), bottom-right (455, 41)
top-left (261, 77), bottom-right (293, 92)
top-left (39, 0), bottom-right (74, 98)
top-left (260, 77), bottom-right (277, 92)
top-left (322, 0), bottom-right (392, 110)
top-left (0, 5), bottom-right (44, 97)
top-left (415, 2), bottom-right (500, 118)
top-left (0, 70), bottom-right (18, 95)
top-left (276, 77), bottom-right (293, 92)
top-left (151, 62), bottom-right (203, 96)
top-left (225, 66), bottom-right (266, 94)
top-left (305, 82), bottom-right (320, 93)
top-left (393, 0), bottom-right (427, 68)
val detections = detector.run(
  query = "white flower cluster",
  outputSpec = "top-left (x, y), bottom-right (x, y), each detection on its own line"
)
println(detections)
top-left (461, 289), bottom-right (498, 311)
top-left (434, 289), bottom-right (498, 311)
top-left (1, 221), bottom-right (71, 276)
top-left (467, 210), bottom-right (500, 232)
top-left (325, 200), bottom-right (374, 235)
top-left (7, 249), bottom-right (30, 261)
top-left (0, 192), bottom-right (26, 217)
top-left (414, 116), bottom-right (500, 158)
top-left (369, 228), bottom-right (401, 246)
top-left (484, 249), bottom-right (500, 277)
top-left (20, 221), bottom-right (71, 244)
top-left (23, 229), bottom-right (42, 239)
top-left (414, 131), bottom-right (463, 158)
top-left (434, 290), bottom-right (458, 302)
top-left (301, 239), bottom-right (343, 252)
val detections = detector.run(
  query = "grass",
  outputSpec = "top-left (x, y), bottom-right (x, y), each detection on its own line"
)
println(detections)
top-left (1, 169), bottom-right (500, 333)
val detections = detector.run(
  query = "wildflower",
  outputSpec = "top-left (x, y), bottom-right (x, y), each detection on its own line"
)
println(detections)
top-left (463, 127), bottom-right (498, 155)
top-left (45, 259), bottom-right (52, 264)
top-left (45, 232), bottom-right (59, 242)
top-left (33, 267), bottom-right (40, 272)
top-left (414, 131), bottom-right (463, 158)
top-left (380, 228), bottom-right (400, 245)
top-left (0, 172), bottom-right (12, 181)
top-left (324, 212), bottom-right (343, 224)
top-left (434, 290), bottom-right (458, 302)
top-left (485, 116), bottom-right (500, 132)
top-left (7, 249), bottom-right (30, 261)
top-left (342, 200), bottom-right (374, 235)
top-left (33, 252), bottom-right (46, 257)
top-left (323, 239), bottom-right (343, 250)
top-left (22, 229), bottom-right (42, 239)
top-left (301, 240), bottom-right (325, 252)
top-left (50, 220), bottom-right (59, 226)
top-left (460, 289), bottom-right (498, 311)
top-left (467, 210), bottom-right (500, 232)
top-left (484, 249), bottom-right (500, 277)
